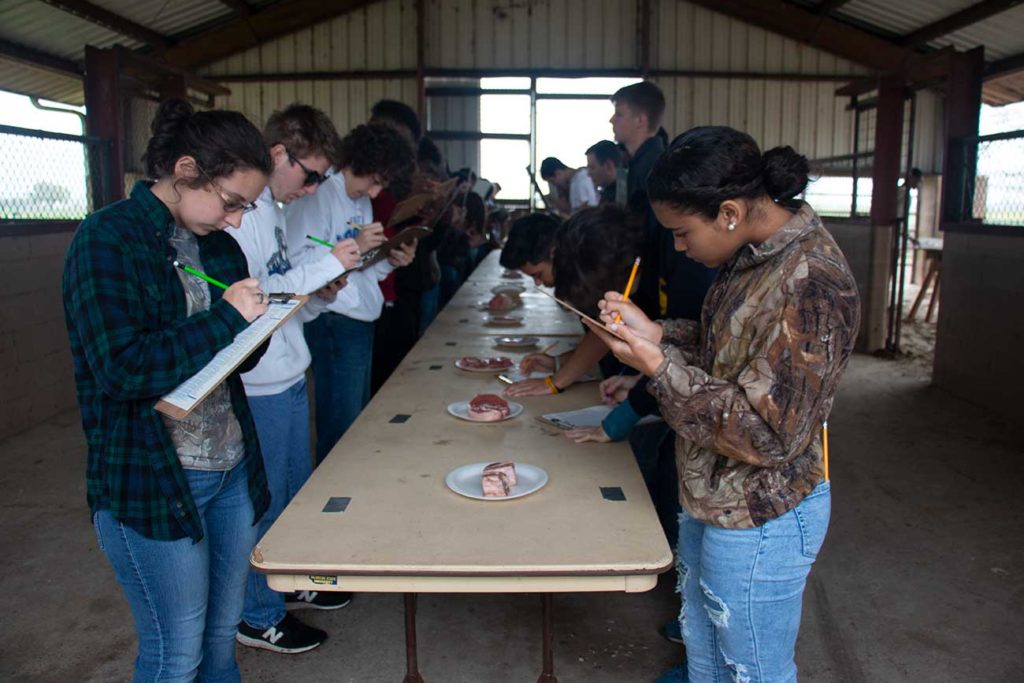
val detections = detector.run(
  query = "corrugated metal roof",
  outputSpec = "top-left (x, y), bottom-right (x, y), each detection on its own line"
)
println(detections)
top-left (1, 0), bottom-right (1023, 108)
top-left (835, 0), bottom-right (1024, 61)
top-left (0, 57), bottom-right (83, 105)
top-left (0, 1), bottom-right (143, 60)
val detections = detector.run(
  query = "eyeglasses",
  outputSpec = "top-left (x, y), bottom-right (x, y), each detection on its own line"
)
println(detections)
top-left (287, 151), bottom-right (330, 187)
top-left (196, 165), bottom-right (258, 214)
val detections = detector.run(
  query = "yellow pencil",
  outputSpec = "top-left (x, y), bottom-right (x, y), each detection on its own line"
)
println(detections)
top-left (822, 420), bottom-right (830, 482)
top-left (614, 257), bottom-right (641, 324)
top-left (347, 221), bottom-right (365, 232)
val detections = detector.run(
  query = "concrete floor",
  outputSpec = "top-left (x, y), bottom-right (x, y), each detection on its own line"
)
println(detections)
top-left (1, 352), bottom-right (1021, 682)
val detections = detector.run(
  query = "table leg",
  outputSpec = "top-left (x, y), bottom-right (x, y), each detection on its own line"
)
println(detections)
top-left (907, 257), bottom-right (937, 322)
top-left (537, 593), bottom-right (558, 683)
top-left (926, 275), bottom-right (941, 323)
top-left (403, 593), bottom-right (426, 683)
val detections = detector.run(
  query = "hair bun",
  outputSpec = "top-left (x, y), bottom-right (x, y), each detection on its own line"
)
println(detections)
top-left (150, 99), bottom-right (193, 137)
top-left (761, 146), bottom-right (809, 202)
top-left (143, 99), bottom-right (194, 178)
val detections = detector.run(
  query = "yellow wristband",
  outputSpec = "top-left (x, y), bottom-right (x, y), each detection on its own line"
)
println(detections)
top-left (544, 375), bottom-right (561, 394)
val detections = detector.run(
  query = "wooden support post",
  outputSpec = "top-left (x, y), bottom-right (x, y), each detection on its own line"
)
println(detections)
top-left (84, 46), bottom-right (124, 206)
top-left (865, 76), bottom-right (906, 351)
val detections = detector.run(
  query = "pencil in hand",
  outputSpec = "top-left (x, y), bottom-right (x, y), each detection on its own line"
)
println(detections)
top-left (306, 234), bottom-right (335, 248)
top-left (614, 257), bottom-right (641, 324)
top-left (173, 261), bottom-right (228, 290)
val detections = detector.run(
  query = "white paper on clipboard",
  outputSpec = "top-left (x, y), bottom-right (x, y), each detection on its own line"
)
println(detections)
top-left (155, 296), bottom-right (308, 420)
top-left (538, 404), bottom-right (662, 430)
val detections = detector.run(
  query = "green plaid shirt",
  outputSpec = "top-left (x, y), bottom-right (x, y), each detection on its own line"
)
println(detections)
top-left (63, 181), bottom-right (270, 541)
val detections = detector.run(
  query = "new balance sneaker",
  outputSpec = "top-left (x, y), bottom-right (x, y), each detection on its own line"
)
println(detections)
top-left (236, 613), bottom-right (326, 654)
top-left (286, 590), bottom-right (353, 611)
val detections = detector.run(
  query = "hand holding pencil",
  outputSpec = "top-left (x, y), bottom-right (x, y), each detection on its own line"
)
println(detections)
top-left (597, 292), bottom-right (663, 344)
top-left (353, 222), bottom-right (386, 252)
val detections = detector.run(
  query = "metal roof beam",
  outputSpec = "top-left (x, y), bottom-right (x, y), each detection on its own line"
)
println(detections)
top-left (900, 0), bottom-right (1023, 49)
top-left (682, 0), bottom-right (905, 72)
top-left (0, 39), bottom-right (82, 77)
top-left (39, 0), bottom-right (172, 48)
top-left (214, 0), bottom-right (252, 17)
top-left (814, 0), bottom-right (853, 16)
top-left (158, 0), bottom-right (375, 69)
top-left (985, 51), bottom-right (1024, 78)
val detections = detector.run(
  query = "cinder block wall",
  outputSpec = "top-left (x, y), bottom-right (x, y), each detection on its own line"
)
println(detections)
top-left (824, 218), bottom-right (871, 350)
top-left (0, 231), bottom-right (77, 441)
top-left (934, 231), bottom-right (1024, 422)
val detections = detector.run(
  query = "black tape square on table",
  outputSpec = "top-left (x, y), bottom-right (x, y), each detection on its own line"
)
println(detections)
top-left (390, 414), bottom-right (411, 424)
top-left (600, 486), bottom-right (626, 501)
top-left (322, 497), bottom-right (351, 513)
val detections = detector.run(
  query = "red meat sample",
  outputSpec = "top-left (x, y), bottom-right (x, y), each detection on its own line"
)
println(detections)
top-left (468, 394), bottom-right (511, 422)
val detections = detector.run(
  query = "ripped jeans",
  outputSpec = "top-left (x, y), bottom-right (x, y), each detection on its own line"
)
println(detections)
top-left (676, 481), bottom-right (831, 683)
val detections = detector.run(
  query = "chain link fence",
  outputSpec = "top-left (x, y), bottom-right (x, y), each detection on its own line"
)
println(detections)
top-left (961, 131), bottom-right (1024, 227)
top-left (0, 124), bottom-right (108, 222)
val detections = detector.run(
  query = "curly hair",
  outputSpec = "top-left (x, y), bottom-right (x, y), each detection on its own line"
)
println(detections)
top-left (336, 123), bottom-right (415, 190)
top-left (553, 205), bottom-right (644, 317)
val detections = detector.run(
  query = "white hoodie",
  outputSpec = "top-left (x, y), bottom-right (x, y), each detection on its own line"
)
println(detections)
top-left (285, 172), bottom-right (394, 322)
top-left (228, 187), bottom-right (349, 396)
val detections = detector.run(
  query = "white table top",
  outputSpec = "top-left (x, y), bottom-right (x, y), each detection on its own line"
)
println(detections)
top-left (252, 252), bottom-right (673, 594)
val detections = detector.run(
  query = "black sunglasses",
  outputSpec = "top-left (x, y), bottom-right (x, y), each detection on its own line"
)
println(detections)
top-left (287, 151), bottom-right (329, 187)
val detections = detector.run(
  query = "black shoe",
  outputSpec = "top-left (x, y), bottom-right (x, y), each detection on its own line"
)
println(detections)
top-left (286, 590), bottom-right (353, 611)
top-left (236, 613), bottom-right (326, 654)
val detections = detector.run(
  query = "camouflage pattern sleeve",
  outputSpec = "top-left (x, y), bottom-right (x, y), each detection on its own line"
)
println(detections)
top-left (648, 276), bottom-right (856, 467)
top-left (657, 318), bottom-right (700, 364)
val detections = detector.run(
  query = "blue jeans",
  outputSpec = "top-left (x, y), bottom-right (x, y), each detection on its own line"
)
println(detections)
top-left (419, 285), bottom-right (440, 336)
top-left (243, 378), bottom-right (313, 629)
top-left (93, 464), bottom-right (257, 683)
top-left (628, 420), bottom-right (680, 546)
top-left (305, 313), bottom-right (374, 463)
top-left (677, 481), bottom-right (831, 683)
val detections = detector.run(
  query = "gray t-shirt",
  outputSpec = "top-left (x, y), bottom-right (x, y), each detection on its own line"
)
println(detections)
top-left (160, 226), bottom-right (246, 471)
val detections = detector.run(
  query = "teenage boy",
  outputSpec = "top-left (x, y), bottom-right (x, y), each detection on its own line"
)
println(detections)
top-left (287, 123), bottom-right (417, 463)
top-left (229, 104), bottom-right (360, 653)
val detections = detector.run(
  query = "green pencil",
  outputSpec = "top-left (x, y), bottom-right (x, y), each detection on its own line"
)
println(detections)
top-left (173, 261), bottom-right (228, 290)
top-left (306, 234), bottom-right (335, 248)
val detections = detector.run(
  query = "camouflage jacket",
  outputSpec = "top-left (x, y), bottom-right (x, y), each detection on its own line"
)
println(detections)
top-left (647, 204), bottom-right (860, 529)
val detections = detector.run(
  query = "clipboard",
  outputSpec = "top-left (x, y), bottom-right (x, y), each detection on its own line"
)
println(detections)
top-left (316, 225), bottom-right (433, 291)
top-left (155, 296), bottom-right (309, 420)
top-left (533, 288), bottom-right (628, 341)
top-left (387, 177), bottom-right (459, 227)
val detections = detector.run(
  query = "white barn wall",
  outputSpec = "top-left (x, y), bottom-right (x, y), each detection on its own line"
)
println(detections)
top-left (199, 0), bottom-right (945, 172)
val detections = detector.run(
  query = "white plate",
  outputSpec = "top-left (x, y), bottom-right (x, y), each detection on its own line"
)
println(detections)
top-left (491, 284), bottom-right (526, 295)
top-left (454, 357), bottom-right (515, 373)
top-left (446, 462), bottom-right (549, 501)
top-left (484, 315), bottom-right (524, 327)
top-left (447, 400), bottom-right (524, 422)
top-left (479, 299), bottom-right (523, 311)
top-left (494, 335), bottom-right (539, 349)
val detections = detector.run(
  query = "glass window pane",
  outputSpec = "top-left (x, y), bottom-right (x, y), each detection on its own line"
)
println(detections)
top-left (480, 94), bottom-right (531, 134)
top-left (535, 99), bottom-right (619, 175)
top-left (480, 139), bottom-right (530, 201)
top-left (536, 77), bottom-right (641, 95)
top-left (481, 77), bottom-right (531, 91)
